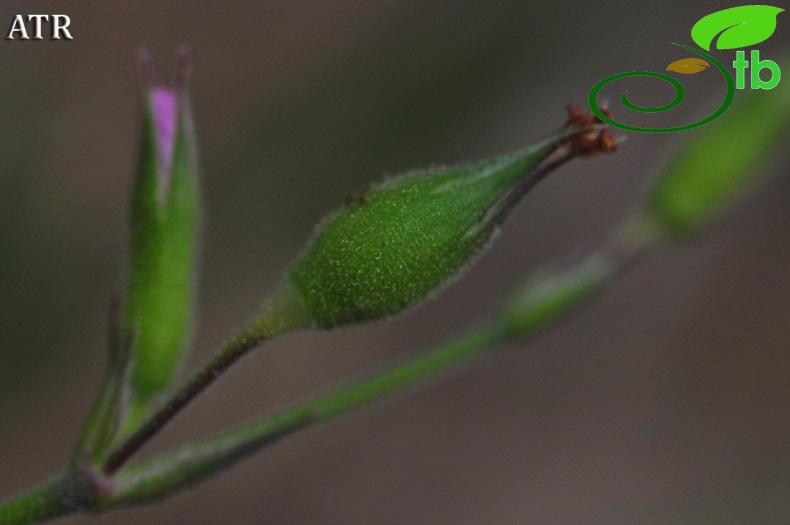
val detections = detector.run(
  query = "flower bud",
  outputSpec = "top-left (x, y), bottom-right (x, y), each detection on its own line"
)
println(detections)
top-left (280, 112), bottom-right (614, 328)
top-left (500, 253), bottom-right (614, 336)
top-left (647, 55), bottom-right (790, 237)
top-left (123, 49), bottom-right (200, 418)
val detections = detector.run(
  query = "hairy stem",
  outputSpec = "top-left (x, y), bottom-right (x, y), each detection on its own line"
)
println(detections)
top-left (102, 335), bottom-right (263, 475)
top-left (104, 323), bottom-right (511, 507)
top-left (102, 283), bottom-right (310, 475)
top-left (105, 221), bottom-right (650, 506)
top-left (0, 473), bottom-right (93, 525)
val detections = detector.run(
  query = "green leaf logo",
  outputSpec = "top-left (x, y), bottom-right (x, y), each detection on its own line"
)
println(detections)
top-left (691, 5), bottom-right (784, 51)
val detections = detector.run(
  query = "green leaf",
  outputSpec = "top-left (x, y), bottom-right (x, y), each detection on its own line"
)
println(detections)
top-left (691, 5), bottom-right (784, 51)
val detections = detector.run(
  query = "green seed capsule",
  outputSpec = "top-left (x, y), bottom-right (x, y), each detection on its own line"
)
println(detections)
top-left (282, 114), bottom-right (613, 328)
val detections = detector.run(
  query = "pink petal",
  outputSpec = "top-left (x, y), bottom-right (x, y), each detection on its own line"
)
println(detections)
top-left (150, 87), bottom-right (178, 190)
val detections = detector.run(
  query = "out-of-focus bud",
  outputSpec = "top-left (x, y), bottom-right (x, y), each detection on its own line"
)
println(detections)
top-left (500, 254), bottom-right (614, 336)
top-left (123, 49), bottom-right (200, 422)
top-left (269, 111), bottom-right (615, 329)
top-left (647, 55), bottom-right (790, 237)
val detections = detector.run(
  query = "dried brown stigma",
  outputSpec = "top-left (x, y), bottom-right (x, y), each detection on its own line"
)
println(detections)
top-left (565, 104), bottom-right (586, 125)
top-left (564, 105), bottom-right (618, 157)
top-left (566, 104), bottom-right (614, 128)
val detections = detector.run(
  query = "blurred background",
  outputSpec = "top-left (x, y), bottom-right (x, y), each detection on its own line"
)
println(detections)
top-left (1, 1), bottom-right (788, 524)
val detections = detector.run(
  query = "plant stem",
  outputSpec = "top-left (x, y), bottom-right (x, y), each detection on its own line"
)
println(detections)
top-left (102, 336), bottom-right (263, 475)
top-left (1, 206), bottom-right (661, 520)
top-left (103, 322), bottom-right (511, 507)
top-left (104, 229), bottom-right (647, 506)
top-left (102, 283), bottom-right (310, 475)
top-left (0, 473), bottom-right (92, 525)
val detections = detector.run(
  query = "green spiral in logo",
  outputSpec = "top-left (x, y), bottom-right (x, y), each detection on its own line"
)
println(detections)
top-left (588, 43), bottom-right (735, 133)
